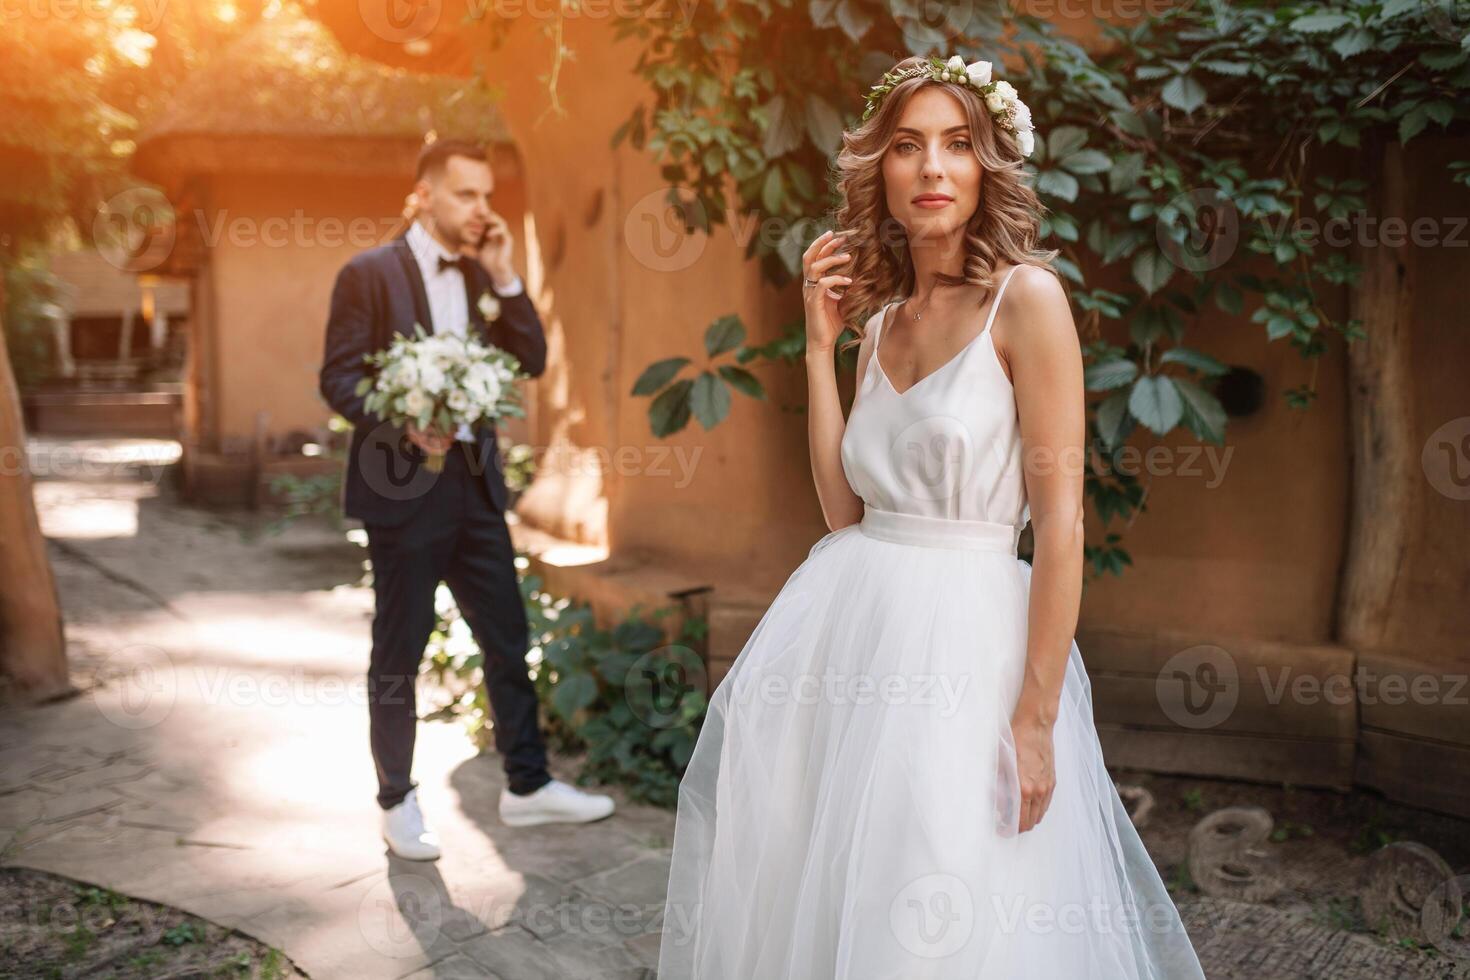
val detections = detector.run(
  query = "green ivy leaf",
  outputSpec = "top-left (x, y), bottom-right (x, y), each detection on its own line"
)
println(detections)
top-left (1048, 125), bottom-right (1088, 159)
top-left (1215, 280), bottom-right (1243, 315)
top-left (1399, 104), bottom-right (1430, 144)
top-left (1161, 74), bottom-right (1206, 113)
top-left (1110, 110), bottom-right (1150, 139)
top-left (1265, 314), bottom-right (1297, 340)
top-left (1160, 347), bottom-right (1228, 376)
top-left (761, 95), bottom-right (804, 159)
top-left (1128, 375), bottom-right (1184, 434)
top-left (631, 356), bottom-right (690, 395)
top-left (704, 315), bottom-right (746, 357)
top-left (649, 379), bottom-right (693, 436)
top-left (718, 364), bottom-right (766, 398)
top-left (690, 371), bottom-right (732, 429)
top-left (805, 93), bottom-right (845, 154)
top-left (1290, 13), bottom-right (1353, 32)
top-left (612, 617), bottom-right (664, 652)
top-left (1096, 390), bottom-right (1134, 450)
top-left (1173, 376), bottom-right (1227, 444)
top-left (1332, 28), bottom-right (1374, 58)
top-left (1132, 249), bottom-right (1175, 296)
top-left (1060, 149), bottom-right (1112, 175)
top-left (761, 165), bottom-right (786, 212)
top-left (1037, 168), bottom-right (1079, 202)
top-left (552, 673), bottom-right (599, 720)
top-left (1107, 152), bottom-right (1145, 193)
top-left (835, 0), bottom-right (873, 41)
top-left (1084, 358), bottom-right (1139, 391)
top-left (1199, 60), bottom-right (1251, 76)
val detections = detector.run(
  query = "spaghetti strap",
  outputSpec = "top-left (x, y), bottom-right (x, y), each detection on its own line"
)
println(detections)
top-left (873, 300), bottom-right (899, 347)
top-left (979, 265), bottom-right (1021, 338)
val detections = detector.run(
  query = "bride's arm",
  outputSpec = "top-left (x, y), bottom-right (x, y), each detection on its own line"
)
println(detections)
top-left (802, 231), bottom-right (864, 531)
top-left (806, 343), bottom-right (865, 532)
top-left (1004, 264), bottom-right (1086, 832)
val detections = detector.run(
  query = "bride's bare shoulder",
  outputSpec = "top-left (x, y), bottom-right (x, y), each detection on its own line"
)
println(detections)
top-left (992, 265), bottom-right (1071, 340)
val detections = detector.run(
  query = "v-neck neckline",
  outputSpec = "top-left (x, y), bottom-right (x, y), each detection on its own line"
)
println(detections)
top-left (872, 265), bottom-right (1020, 398)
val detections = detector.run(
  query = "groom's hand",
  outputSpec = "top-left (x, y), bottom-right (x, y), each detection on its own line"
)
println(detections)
top-left (406, 422), bottom-right (453, 456)
top-left (475, 210), bottom-right (518, 290)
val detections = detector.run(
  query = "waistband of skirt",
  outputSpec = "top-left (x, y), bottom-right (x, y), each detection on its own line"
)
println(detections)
top-left (859, 507), bottom-right (1020, 554)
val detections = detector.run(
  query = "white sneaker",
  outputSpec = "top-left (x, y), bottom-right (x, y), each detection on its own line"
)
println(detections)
top-left (498, 778), bottom-right (616, 827)
top-left (381, 788), bottom-right (441, 860)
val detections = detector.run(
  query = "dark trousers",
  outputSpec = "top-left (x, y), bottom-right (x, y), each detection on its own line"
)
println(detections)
top-left (364, 442), bottom-right (551, 809)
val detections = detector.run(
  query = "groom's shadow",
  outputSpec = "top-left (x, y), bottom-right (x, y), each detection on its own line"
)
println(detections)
top-left (381, 856), bottom-right (499, 972)
top-left (442, 752), bottom-right (668, 978)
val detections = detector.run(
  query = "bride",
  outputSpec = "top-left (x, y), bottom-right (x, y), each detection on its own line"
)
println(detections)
top-left (657, 56), bottom-right (1206, 979)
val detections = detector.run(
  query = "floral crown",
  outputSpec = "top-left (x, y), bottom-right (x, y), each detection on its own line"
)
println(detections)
top-left (862, 55), bottom-right (1037, 159)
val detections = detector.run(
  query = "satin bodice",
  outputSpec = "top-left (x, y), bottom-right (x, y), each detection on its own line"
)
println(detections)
top-left (840, 265), bottom-right (1030, 533)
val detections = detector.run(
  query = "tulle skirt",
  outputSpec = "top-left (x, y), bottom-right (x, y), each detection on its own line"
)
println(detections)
top-left (657, 510), bottom-right (1206, 979)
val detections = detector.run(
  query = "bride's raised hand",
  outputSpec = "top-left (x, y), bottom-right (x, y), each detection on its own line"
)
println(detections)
top-left (801, 229), bottom-right (853, 353)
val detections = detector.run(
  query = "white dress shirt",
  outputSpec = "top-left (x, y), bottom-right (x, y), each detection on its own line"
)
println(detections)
top-left (405, 220), bottom-right (523, 441)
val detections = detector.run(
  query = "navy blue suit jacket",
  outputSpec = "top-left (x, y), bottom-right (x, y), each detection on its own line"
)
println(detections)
top-left (318, 233), bottom-right (546, 526)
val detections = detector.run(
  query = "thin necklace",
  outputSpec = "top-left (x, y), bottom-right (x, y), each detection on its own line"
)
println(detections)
top-left (906, 287), bottom-right (940, 320)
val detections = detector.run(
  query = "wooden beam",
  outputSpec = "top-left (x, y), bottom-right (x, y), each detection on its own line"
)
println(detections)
top-left (1337, 136), bottom-right (1417, 650)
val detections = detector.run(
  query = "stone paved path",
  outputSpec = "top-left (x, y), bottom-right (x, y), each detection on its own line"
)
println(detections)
top-left (4, 437), bottom-right (1467, 979)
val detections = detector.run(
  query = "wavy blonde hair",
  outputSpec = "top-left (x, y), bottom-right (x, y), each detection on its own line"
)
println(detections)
top-left (832, 56), bottom-right (1061, 354)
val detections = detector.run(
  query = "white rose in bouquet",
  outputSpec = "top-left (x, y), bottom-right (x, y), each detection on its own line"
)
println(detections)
top-left (403, 388), bottom-right (430, 417)
top-left (358, 323), bottom-right (527, 472)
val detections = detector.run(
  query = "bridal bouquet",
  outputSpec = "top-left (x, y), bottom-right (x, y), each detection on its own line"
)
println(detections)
top-left (356, 325), bottom-right (525, 472)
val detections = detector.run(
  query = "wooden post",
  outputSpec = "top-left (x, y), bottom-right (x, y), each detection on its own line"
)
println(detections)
top-left (0, 300), bottom-right (70, 700)
top-left (1336, 136), bottom-right (1417, 650)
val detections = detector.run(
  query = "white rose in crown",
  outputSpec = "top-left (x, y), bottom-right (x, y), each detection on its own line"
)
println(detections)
top-left (477, 291), bottom-right (501, 322)
top-left (862, 54), bottom-right (1040, 159)
top-left (358, 323), bottom-right (527, 473)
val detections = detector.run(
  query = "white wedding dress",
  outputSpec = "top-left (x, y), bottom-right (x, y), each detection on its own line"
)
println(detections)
top-left (657, 265), bottom-right (1206, 979)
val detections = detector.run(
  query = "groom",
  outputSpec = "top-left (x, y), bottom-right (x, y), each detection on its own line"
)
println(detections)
top-left (319, 138), bottom-right (614, 860)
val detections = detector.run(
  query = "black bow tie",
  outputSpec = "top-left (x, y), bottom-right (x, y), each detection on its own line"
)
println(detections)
top-left (437, 254), bottom-right (466, 274)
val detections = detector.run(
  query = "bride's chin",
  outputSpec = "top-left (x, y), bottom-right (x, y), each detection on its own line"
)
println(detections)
top-left (903, 217), bottom-right (966, 244)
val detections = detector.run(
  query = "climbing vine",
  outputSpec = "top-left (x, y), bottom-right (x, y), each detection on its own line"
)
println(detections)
top-left (612, 0), bottom-right (1470, 577)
